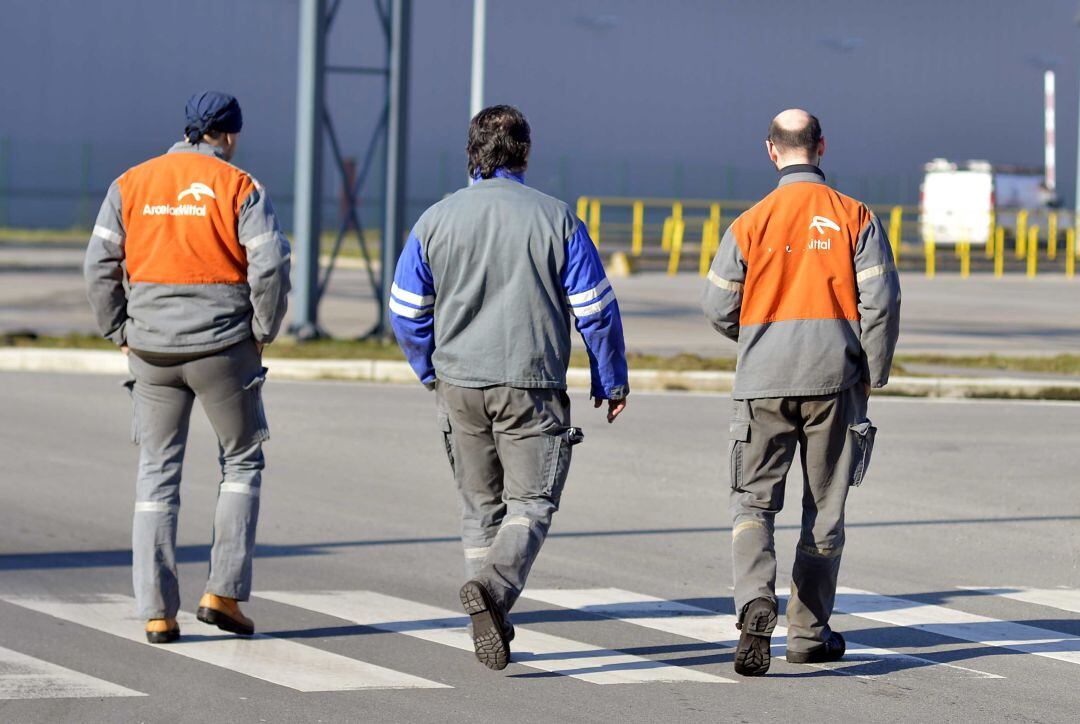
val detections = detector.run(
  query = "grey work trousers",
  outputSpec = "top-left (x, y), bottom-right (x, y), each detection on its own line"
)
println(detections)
top-left (728, 384), bottom-right (875, 654)
top-left (436, 382), bottom-right (578, 614)
top-left (125, 340), bottom-right (270, 620)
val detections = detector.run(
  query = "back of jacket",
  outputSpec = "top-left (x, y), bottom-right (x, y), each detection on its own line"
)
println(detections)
top-left (416, 177), bottom-right (577, 388)
top-left (84, 142), bottom-right (291, 353)
top-left (702, 168), bottom-right (901, 399)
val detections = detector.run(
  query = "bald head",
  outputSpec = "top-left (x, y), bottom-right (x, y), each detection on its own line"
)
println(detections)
top-left (766, 109), bottom-right (825, 168)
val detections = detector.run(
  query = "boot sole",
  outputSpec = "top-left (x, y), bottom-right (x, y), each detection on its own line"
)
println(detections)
top-left (786, 639), bottom-right (846, 664)
top-left (145, 629), bottom-right (180, 644)
top-left (733, 604), bottom-right (777, 677)
top-left (459, 581), bottom-right (509, 671)
top-left (196, 607), bottom-right (255, 636)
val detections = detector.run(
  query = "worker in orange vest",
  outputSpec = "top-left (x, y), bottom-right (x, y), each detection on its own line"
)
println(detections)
top-left (84, 92), bottom-right (291, 643)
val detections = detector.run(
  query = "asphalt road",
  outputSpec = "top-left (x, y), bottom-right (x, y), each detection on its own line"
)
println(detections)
top-left (1, 372), bottom-right (1078, 722)
top-left (4, 242), bottom-right (1080, 356)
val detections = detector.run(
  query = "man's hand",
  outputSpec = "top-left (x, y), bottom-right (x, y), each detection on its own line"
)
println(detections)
top-left (255, 342), bottom-right (265, 355)
top-left (594, 395), bottom-right (628, 423)
top-left (121, 345), bottom-right (130, 357)
top-left (864, 382), bottom-right (872, 398)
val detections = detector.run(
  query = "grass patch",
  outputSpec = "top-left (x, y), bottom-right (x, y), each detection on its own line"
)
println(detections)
top-left (967, 387), bottom-right (1080, 401)
top-left (896, 353), bottom-right (1080, 376)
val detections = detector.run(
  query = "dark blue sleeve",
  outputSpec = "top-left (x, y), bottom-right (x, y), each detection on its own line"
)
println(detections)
top-left (561, 222), bottom-right (629, 399)
top-left (389, 231), bottom-right (436, 386)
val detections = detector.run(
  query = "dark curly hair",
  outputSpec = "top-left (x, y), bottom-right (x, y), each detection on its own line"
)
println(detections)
top-left (467, 105), bottom-right (531, 179)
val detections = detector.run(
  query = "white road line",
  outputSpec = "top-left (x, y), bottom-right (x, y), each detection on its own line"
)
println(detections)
top-left (525, 588), bottom-right (999, 679)
top-left (834, 587), bottom-right (1080, 666)
top-left (258, 590), bottom-right (734, 685)
top-left (1, 594), bottom-right (447, 692)
top-left (958, 587), bottom-right (1080, 615)
top-left (0, 645), bottom-right (145, 700)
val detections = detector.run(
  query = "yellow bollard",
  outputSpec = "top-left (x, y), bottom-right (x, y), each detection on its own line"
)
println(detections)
top-left (986, 211), bottom-right (996, 258)
top-left (1066, 227), bottom-right (1076, 278)
top-left (888, 206), bottom-right (902, 262)
top-left (1027, 225), bottom-right (1039, 278)
top-left (994, 225), bottom-right (1005, 278)
top-left (1015, 209), bottom-right (1028, 258)
top-left (699, 220), bottom-right (714, 277)
top-left (661, 216), bottom-right (674, 253)
top-left (960, 241), bottom-right (970, 278)
top-left (576, 196), bottom-right (589, 222)
top-left (1048, 212), bottom-right (1058, 260)
top-left (667, 218), bottom-right (685, 276)
top-left (631, 200), bottom-right (644, 257)
top-left (924, 227), bottom-right (936, 279)
top-left (588, 198), bottom-right (601, 246)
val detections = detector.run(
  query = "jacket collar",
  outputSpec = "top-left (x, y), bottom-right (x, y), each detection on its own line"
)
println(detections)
top-left (167, 141), bottom-right (227, 160)
top-left (470, 167), bottom-right (525, 185)
top-left (777, 163), bottom-right (826, 188)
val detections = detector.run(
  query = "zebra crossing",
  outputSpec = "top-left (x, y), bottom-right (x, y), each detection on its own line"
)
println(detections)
top-left (2, 585), bottom-right (1079, 699)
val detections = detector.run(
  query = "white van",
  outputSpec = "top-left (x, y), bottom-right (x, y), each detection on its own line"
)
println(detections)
top-left (920, 159), bottom-right (1045, 244)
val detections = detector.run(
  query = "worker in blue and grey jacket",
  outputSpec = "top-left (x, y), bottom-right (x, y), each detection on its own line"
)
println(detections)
top-left (390, 105), bottom-right (629, 671)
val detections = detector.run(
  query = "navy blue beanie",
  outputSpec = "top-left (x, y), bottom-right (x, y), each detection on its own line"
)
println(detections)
top-left (184, 91), bottom-right (243, 143)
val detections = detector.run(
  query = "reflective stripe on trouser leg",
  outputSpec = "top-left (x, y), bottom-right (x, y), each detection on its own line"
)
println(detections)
top-left (463, 545), bottom-right (492, 580)
top-left (206, 441), bottom-right (264, 601)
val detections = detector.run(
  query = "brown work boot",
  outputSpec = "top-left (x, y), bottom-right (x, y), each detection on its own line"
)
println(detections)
top-left (145, 617), bottom-right (180, 644)
top-left (196, 593), bottom-right (255, 636)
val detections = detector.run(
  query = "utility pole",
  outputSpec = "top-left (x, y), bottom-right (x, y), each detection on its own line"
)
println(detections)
top-left (289, 0), bottom-right (326, 339)
top-left (469, 0), bottom-right (487, 120)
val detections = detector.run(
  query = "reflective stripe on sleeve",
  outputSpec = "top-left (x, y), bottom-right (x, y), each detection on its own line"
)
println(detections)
top-left (243, 231), bottom-right (278, 250)
top-left (566, 278), bottom-right (611, 306)
top-left (388, 297), bottom-right (432, 319)
top-left (706, 270), bottom-right (743, 293)
top-left (856, 264), bottom-right (892, 283)
top-left (391, 282), bottom-right (434, 307)
top-left (93, 225), bottom-right (125, 244)
top-left (569, 290), bottom-right (615, 319)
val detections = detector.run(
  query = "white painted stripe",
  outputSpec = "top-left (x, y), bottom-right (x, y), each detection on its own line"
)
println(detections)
top-left (220, 482), bottom-right (259, 497)
top-left (706, 270), bottom-right (743, 293)
top-left (92, 225), bottom-right (124, 244)
top-left (569, 290), bottom-right (615, 319)
top-left (134, 501), bottom-right (177, 514)
top-left (242, 231), bottom-right (278, 250)
top-left (958, 587), bottom-right (1080, 615)
top-left (1, 594), bottom-right (445, 691)
top-left (566, 278), bottom-right (611, 306)
top-left (856, 264), bottom-right (893, 283)
top-left (0, 645), bottom-right (145, 700)
top-left (391, 282), bottom-right (434, 307)
top-left (833, 586), bottom-right (1080, 666)
top-left (388, 298), bottom-right (432, 320)
top-left (258, 590), bottom-right (732, 685)
top-left (526, 588), bottom-right (998, 680)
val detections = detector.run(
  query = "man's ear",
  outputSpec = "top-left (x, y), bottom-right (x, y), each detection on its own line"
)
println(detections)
top-left (817, 137), bottom-right (826, 159)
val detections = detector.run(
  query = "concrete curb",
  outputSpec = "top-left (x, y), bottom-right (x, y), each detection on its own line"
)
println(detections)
top-left (2, 347), bottom-right (1080, 399)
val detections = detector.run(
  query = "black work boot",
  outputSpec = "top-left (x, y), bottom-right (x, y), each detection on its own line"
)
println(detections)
top-left (459, 580), bottom-right (511, 671)
top-left (786, 631), bottom-right (846, 664)
top-left (734, 597), bottom-right (778, 677)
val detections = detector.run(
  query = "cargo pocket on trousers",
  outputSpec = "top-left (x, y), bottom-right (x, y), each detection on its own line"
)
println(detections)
top-left (122, 377), bottom-right (139, 445)
top-left (437, 412), bottom-right (456, 473)
top-left (541, 427), bottom-right (583, 504)
top-left (728, 420), bottom-right (750, 490)
top-left (243, 367), bottom-right (271, 442)
top-left (849, 420), bottom-right (877, 486)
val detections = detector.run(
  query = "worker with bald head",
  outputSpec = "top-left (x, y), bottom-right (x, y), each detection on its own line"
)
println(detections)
top-left (702, 109), bottom-right (901, 676)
